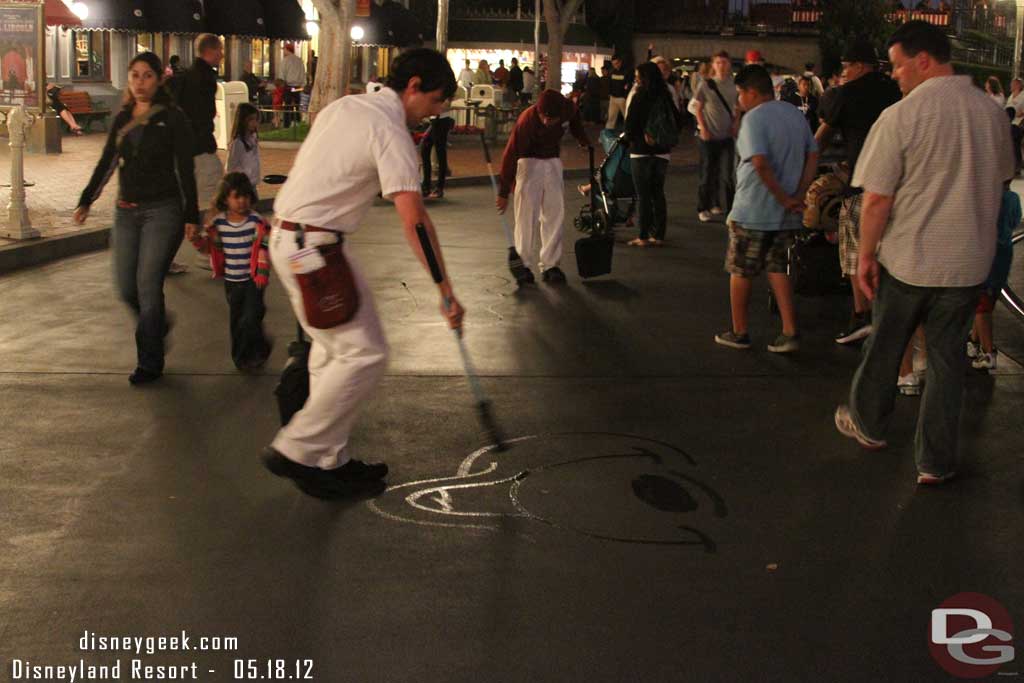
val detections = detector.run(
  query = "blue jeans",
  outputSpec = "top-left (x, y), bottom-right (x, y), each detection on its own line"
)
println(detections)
top-left (112, 199), bottom-right (184, 373)
top-left (849, 268), bottom-right (978, 476)
top-left (224, 279), bottom-right (270, 369)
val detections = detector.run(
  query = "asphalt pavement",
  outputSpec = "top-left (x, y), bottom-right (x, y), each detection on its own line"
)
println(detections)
top-left (1, 171), bottom-right (1022, 682)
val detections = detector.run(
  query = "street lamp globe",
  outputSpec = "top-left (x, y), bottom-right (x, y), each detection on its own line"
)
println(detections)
top-left (306, 21), bottom-right (319, 37)
top-left (351, 25), bottom-right (364, 41)
top-left (71, 2), bottom-right (89, 20)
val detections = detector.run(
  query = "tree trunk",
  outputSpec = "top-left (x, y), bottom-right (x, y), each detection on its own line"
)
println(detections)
top-left (309, 0), bottom-right (355, 121)
top-left (543, 0), bottom-right (583, 92)
top-left (436, 0), bottom-right (449, 56)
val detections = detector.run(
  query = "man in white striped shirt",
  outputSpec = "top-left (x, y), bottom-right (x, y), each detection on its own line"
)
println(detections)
top-left (834, 21), bottom-right (1015, 485)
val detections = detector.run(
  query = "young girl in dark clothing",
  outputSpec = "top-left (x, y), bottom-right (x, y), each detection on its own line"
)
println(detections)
top-left (74, 52), bottom-right (199, 385)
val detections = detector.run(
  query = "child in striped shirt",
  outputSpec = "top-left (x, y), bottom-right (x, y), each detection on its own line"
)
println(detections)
top-left (195, 172), bottom-right (273, 370)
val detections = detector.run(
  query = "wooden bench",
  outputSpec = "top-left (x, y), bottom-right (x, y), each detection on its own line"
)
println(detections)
top-left (57, 90), bottom-right (110, 132)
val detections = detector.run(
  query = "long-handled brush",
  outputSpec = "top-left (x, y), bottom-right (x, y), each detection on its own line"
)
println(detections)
top-left (415, 223), bottom-right (507, 451)
top-left (479, 131), bottom-right (534, 285)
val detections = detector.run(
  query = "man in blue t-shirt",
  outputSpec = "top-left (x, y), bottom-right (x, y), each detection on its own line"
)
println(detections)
top-left (714, 65), bottom-right (819, 354)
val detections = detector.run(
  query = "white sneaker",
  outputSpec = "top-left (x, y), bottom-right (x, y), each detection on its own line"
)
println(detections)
top-left (710, 207), bottom-right (724, 215)
top-left (966, 339), bottom-right (980, 359)
top-left (972, 350), bottom-right (997, 371)
top-left (698, 210), bottom-right (713, 222)
top-left (897, 373), bottom-right (923, 396)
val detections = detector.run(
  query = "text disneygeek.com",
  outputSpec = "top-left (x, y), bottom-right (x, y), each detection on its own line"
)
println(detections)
top-left (7, 630), bottom-right (315, 680)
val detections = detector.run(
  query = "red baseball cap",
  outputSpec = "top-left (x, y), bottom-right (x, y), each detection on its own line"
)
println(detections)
top-left (745, 50), bottom-right (762, 63)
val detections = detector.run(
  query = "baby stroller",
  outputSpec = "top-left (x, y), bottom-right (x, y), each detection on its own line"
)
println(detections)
top-left (576, 129), bottom-right (636, 231)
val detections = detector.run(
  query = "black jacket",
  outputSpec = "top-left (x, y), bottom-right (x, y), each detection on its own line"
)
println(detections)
top-left (79, 104), bottom-right (199, 224)
top-left (172, 57), bottom-right (219, 155)
top-left (508, 65), bottom-right (523, 93)
top-left (624, 88), bottom-right (679, 156)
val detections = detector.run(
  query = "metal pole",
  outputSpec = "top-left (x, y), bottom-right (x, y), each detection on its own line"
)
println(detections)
top-left (4, 106), bottom-right (38, 240)
top-left (1016, 0), bottom-right (1024, 79)
top-left (534, 0), bottom-right (540, 96)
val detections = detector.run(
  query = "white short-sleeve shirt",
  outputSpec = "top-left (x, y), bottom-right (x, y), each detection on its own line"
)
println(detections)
top-left (273, 88), bottom-right (421, 232)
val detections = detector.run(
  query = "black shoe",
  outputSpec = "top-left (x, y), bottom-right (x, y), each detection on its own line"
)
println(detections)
top-left (542, 266), bottom-right (566, 284)
top-left (261, 447), bottom-right (362, 498)
top-left (835, 313), bottom-right (872, 345)
top-left (128, 367), bottom-right (162, 385)
top-left (514, 267), bottom-right (535, 286)
top-left (331, 458), bottom-right (388, 482)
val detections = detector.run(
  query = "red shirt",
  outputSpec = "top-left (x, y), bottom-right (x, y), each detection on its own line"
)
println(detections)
top-left (498, 100), bottom-right (590, 198)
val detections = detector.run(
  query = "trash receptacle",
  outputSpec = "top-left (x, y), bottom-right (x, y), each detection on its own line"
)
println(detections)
top-left (215, 81), bottom-right (250, 150)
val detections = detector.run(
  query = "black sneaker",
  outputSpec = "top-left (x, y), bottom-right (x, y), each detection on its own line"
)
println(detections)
top-left (128, 367), bottom-right (163, 385)
top-left (542, 266), bottom-right (566, 284)
top-left (714, 330), bottom-right (751, 350)
top-left (331, 458), bottom-right (389, 482)
top-left (835, 313), bottom-right (872, 345)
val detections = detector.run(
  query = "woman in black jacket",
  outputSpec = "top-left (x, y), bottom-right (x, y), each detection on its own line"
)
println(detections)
top-left (73, 52), bottom-right (199, 385)
top-left (624, 62), bottom-right (676, 246)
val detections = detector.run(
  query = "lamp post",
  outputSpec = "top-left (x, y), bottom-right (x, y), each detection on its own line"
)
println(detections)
top-left (4, 106), bottom-right (39, 240)
top-left (1015, 0), bottom-right (1024, 79)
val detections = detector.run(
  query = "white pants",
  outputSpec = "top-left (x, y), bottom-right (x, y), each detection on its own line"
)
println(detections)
top-left (513, 157), bottom-right (565, 272)
top-left (606, 96), bottom-right (627, 129)
top-left (269, 222), bottom-right (389, 469)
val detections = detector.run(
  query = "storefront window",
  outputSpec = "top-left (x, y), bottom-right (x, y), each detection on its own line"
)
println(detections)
top-left (72, 31), bottom-right (107, 81)
top-left (136, 32), bottom-right (154, 55)
top-left (251, 38), bottom-right (270, 78)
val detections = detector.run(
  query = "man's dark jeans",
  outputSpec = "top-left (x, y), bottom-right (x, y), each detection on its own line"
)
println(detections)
top-left (284, 88), bottom-right (301, 127)
top-left (421, 117), bottom-right (454, 194)
top-left (224, 279), bottom-right (270, 369)
top-left (849, 268), bottom-right (978, 476)
top-left (698, 138), bottom-right (735, 213)
top-left (112, 199), bottom-right (183, 374)
top-left (632, 156), bottom-right (669, 240)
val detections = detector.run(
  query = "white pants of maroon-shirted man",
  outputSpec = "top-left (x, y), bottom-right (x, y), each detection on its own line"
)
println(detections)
top-left (513, 157), bottom-right (565, 273)
top-left (268, 221), bottom-right (389, 470)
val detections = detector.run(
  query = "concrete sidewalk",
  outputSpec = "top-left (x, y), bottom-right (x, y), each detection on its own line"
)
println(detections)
top-left (0, 123), bottom-right (691, 274)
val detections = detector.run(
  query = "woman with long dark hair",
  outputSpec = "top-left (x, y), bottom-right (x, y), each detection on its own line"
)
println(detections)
top-left (73, 52), bottom-right (199, 384)
top-left (625, 61), bottom-right (677, 246)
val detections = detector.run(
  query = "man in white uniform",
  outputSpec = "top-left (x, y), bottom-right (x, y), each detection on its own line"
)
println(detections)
top-left (264, 49), bottom-right (464, 497)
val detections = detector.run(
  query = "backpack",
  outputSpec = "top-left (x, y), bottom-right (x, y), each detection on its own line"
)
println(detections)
top-left (644, 93), bottom-right (680, 149)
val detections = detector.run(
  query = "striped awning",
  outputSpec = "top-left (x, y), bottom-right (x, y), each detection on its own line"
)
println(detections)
top-left (205, 0), bottom-right (268, 38)
top-left (80, 0), bottom-right (147, 31)
top-left (46, 0), bottom-right (82, 27)
top-left (263, 0), bottom-right (308, 41)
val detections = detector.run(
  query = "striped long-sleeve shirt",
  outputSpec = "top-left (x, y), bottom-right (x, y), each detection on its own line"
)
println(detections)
top-left (212, 212), bottom-right (266, 283)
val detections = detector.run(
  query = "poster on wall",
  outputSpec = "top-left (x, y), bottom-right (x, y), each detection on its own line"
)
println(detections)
top-left (0, 1), bottom-right (45, 113)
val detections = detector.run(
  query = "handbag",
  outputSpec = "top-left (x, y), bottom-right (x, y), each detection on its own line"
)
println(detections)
top-left (290, 225), bottom-right (360, 329)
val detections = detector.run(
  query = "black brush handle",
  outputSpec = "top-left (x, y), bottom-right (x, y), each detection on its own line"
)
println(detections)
top-left (415, 223), bottom-right (444, 284)
top-left (480, 130), bottom-right (492, 164)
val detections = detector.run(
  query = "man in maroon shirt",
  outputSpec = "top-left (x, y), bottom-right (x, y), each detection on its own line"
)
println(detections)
top-left (497, 89), bottom-right (591, 283)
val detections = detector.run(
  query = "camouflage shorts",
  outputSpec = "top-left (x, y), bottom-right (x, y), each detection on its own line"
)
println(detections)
top-left (838, 192), bottom-right (862, 277)
top-left (725, 222), bottom-right (796, 278)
